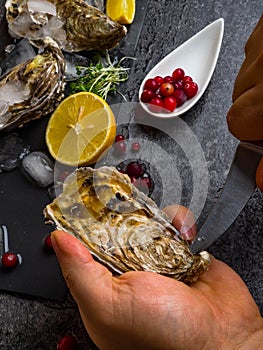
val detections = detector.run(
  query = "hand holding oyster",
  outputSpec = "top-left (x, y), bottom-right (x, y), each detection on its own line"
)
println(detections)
top-left (44, 166), bottom-right (210, 283)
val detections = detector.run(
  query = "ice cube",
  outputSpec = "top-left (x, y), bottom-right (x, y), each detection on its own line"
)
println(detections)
top-left (84, 0), bottom-right (104, 11)
top-left (0, 81), bottom-right (31, 105)
top-left (64, 52), bottom-right (92, 81)
top-left (0, 39), bottom-right (36, 76)
top-left (0, 134), bottom-right (30, 171)
top-left (27, 0), bottom-right (57, 16)
top-left (21, 151), bottom-right (54, 187)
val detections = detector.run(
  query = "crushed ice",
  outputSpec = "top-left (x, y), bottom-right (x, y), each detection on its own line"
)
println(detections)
top-left (0, 134), bottom-right (30, 171)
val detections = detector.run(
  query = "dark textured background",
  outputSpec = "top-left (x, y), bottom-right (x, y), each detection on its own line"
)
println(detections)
top-left (0, 0), bottom-right (263, 349)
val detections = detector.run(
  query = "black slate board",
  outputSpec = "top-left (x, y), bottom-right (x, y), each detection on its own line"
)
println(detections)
top-left (0, 0), bottom-right (149, 301)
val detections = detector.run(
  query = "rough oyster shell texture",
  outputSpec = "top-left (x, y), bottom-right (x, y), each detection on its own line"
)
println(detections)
top-left (0, 37), bottom-right (65, 132)
top-left (44, 166), bottom-right (210, 283)
top-left (5, 0), bottom-right (127, 52)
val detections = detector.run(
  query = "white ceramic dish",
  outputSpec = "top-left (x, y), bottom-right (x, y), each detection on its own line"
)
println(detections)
top-left (139, 18), bottom-right (224, 118)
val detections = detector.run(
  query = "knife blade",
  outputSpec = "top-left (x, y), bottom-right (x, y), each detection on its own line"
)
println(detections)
top-left (190, 142), bottom-right (263, 254)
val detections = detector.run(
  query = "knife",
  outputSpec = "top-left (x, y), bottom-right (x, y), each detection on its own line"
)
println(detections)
top-left (190, 141), bottom-right (263, 254)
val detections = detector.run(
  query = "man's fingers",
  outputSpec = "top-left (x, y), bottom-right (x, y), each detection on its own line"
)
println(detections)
top-left (227, 84), bottom-right (263, 140)
top-left (51, 230), bottom-right (113, 309)
top-left (256, 158), bottom-right (263, 191)
top-left (163, 205), bottom-right (196, 241)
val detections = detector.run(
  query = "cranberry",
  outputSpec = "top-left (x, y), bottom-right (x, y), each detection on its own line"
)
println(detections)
top-left (148, 97), bottom-right (164, 113)
top-left (115, 134), bottom-right (125, 142)
top-left (154, 76), bottom-right (164, 86)
top-left (163, 76), bottom-right (174, 84)
top-left (1, 252), bottom-right (18, 268)
top-left (57, 335), bottom-right (78, 350)
top-left (173, 89), bottom-right (188, 107)
top-left (58, 171), bottom-right (70, 182)
top-left (173, 80), bottom-right (183, 90)
top-left (183, 81), bottom-right (198, 98)
top-left (140, 89), bottom-right (156, 103)
top-left (126, 162), bottom-right (143, 177)
top-left (182, 76), bottom-right (193, 84)
top-left (163, 96), bottom-right (177, 112)
top-left (144, 78), bottom-right (158, 92)
top-left (159, 82), bottom-right (174, 97)
top-left (113, 141), bottom-right (127, 155)
top-left (172, 68), bottom-right (185, 81)
top-left (132, 178), bottom-right (149, 194)
top-left (44, 234), bottom-right (54, 252)
top-left (141, 175), bottom-right (152, 189)
top-left (131, 142), bottom-right (141, 153)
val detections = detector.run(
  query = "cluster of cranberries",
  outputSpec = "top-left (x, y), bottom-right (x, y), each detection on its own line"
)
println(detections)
top-left (117, 160), bottom-right (153, 195)
top-left (140, 68), bottom-right (198, 113)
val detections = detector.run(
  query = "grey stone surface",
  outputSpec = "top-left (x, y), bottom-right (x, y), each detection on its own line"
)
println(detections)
top-left (0, 0), bottom-right (263, 349)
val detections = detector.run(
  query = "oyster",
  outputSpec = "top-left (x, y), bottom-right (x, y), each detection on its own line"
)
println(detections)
top-left (5, 0), bottom-right (127, 52)
top-left (0, 37), bottom-right (65, 132)
top-left (44, 166), bottom-right (210, 283)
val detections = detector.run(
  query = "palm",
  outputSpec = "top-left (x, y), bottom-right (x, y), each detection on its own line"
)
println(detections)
top-left (74, 257), bottom-right (261, 350)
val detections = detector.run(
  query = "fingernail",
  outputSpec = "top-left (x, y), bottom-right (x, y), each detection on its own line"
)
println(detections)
top-left (180, 225), bottom-right (195, 241)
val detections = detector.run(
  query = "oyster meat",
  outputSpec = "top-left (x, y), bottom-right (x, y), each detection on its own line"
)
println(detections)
top-left (5, 0), bottom-right (127, 52)
top-left (0, 37), bottom-right (65, 132)
top-left (44, 166), bottom-right (210, 283)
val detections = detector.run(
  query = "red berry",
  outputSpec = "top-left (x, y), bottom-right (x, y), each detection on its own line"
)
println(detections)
top-left (113, 141), bottom-right (126, 155)
top-left (163, 76), bottom-right (174, 83)
top-left (183, 81), bottom-right (198, 98)
top-left (182, 76), bottom-right (193, 84)
top-left (126, 162), bottom-right (143, 177)
top-left (58, 171), bottom-right (70, 182)
top-left (154, 76), bottom-right (164, 86)
top-left (57, 335), bottom-right (78, 350)
top-left (132, 178), bottom-right (149, 194)
top-left (173, 80), bottom-right (183, 90)
top-left (44, 234), bottom-right (53, 251)
top-left (163, 96), bottom-right (177, 112)
top-left (1, 252), bottom-right (18, 268)
top-left (173, 89), bottom-right (188, 107)
top-left (148, 97), bottom-right (164, 113)
top-left (141, 175), bottom-right (152, 189)
top-left (144, 78), bottom-right (158, 92)
top-left (115, 134), bottom-right (125, 142)
top-left (131, 142), bottom-right (141, 153)
top-left (140, 89), bottom-right (156, 103)
top-left (159, 82), bottom-right (174, 97)
top-left (172, 68), bottom-right (185, 81)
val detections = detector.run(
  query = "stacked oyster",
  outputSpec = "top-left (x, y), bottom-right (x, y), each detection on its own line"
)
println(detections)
top-left (0, 0), bottom-right (127, 131)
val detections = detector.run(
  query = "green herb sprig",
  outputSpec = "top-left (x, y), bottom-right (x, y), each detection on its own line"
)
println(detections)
top-left (70, 52), bottom-right (135, 100)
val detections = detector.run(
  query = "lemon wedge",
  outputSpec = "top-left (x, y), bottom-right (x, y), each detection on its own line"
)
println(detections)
top-left (106, 0), bottom-right (136, 25)
top-left (46, 92), bottom-right (116, 166)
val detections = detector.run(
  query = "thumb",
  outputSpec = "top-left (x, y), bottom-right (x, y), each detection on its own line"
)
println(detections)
top-left (51, 230), bottom-right (113, 308)
top-left (256, 157), bottom-right (263, 191)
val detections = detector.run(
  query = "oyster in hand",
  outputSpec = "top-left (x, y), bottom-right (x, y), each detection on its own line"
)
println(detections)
top-left (0, 37), bottom-right (65, 132)
top-left (5, 0), bottom-right (127, 52)
top-left (44, 166), bottom-right (210, 283)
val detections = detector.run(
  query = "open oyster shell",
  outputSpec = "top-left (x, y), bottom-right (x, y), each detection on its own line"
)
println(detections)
top-left (0, 37), bottom-right (65, 132)
top-left (5, 0), bottom-right (127, 52)
top-left (44, 166), bottom-right (210, 283)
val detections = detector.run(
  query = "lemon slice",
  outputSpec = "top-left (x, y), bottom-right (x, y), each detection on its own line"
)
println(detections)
top-left (46, 92), bottom-right (116, 166)
top-left (106, 0), bottom-right (136, 25)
